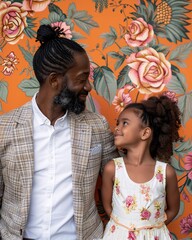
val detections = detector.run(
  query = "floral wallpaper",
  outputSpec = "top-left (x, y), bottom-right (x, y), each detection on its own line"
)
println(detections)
top-left (0, 0), bottom-right (192, 239)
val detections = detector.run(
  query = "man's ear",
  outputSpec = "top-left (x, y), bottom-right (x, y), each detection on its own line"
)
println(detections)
top-left (141, 127), bottom-right (152, 140)
top-left (48, 72), bottom-right (58, 88)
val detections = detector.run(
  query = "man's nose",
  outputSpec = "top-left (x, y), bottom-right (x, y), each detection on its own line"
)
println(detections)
top-left (84, 80), bottom-right (92, 92)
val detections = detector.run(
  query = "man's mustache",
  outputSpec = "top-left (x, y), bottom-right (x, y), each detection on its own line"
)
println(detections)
top-left (79, 90), bottom-right (88, 96)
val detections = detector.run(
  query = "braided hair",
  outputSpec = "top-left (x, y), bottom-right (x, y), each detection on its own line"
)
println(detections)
top-left (33, 24), bottom-right (86, 85)
top-left (123, 95), bottom-right (182, 162)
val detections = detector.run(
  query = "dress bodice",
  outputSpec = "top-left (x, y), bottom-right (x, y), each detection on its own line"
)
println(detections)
top-left (111, 157), bottom-right (167, 229)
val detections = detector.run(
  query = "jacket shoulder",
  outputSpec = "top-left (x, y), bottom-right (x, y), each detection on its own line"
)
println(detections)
top-left (0, 101), bottom-right (32, 125)
top-left (83, 110), bottom-right (108, 127)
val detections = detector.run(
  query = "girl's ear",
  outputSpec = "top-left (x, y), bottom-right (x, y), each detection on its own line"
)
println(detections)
top-left (141, 127), bottom-right (152, 140)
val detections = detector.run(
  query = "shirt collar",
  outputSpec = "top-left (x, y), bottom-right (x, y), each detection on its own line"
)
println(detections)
top-left (32, 92), bottom-right (68, 127)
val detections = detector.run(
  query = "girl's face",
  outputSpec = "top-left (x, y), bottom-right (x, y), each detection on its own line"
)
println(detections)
top-left (114, 108), bottom-right (145, 149)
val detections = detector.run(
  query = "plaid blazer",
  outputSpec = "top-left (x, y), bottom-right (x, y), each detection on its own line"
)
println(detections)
top-left (0, 101), bottom-right (119, 240)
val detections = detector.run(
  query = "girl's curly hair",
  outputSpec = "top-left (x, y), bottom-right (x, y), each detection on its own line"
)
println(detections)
top-left (123, 95), bottom-right (182, 162)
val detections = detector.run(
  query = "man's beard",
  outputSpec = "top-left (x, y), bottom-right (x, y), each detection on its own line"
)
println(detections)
top-left (54, 87), bottom-right (88, 114)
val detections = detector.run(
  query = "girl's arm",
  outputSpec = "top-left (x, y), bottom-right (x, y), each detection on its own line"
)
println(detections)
top-left (101, 160), bottom-right (115, 217)
top-left (165, 164), bottom-right (180, 225)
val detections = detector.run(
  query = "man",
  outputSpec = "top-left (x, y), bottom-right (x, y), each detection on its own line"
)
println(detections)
top-left (0, 25), bottom-right (118, 240)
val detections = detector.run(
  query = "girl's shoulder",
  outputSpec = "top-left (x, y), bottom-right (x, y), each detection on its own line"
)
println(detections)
top-left (155, 160), bottom-right (167, 172)
top-left (113, 157), bottom-right (125, 167)
top-left (103, 157), bottom-right (124, 174)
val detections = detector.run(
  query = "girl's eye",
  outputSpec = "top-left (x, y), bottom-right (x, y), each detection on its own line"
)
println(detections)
top-left (123, 121), bottom-right (128, 126)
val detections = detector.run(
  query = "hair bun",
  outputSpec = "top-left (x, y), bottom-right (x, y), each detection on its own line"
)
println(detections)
top-left (36, 24), bottom-right (60, 44)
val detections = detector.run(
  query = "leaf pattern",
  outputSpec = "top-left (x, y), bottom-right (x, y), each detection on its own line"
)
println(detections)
top-left (0, 0), bottom-right (192, 238)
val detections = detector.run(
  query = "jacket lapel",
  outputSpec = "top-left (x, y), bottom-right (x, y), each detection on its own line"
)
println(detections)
top-left (13, 102), bottom-right (34, 224)
top-left (68, 111), bottom-right (92, 236)
top-left (69, 112), bottom-right (92, 183)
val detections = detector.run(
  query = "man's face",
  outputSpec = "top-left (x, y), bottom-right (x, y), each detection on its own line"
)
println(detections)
top-left (54, 86), bottom-right (88, 114)
top-left (54, 53), bottom-right (92, 114)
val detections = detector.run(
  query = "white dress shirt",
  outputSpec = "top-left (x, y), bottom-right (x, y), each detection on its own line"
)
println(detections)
top-left (24, 94), bottom-right (77, 240)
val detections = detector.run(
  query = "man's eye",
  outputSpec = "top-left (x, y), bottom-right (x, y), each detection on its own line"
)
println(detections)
top-left (79, 79), bottom-right (86, 83)
top-left (123, 121), bottom-right (128, 126)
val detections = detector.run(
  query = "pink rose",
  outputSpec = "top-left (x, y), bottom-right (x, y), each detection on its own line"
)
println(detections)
top-left (184, 152), bottom-right (192, 180)
top-left (51, 22), bottom-right (72, 39)
top-left (110, 225), bottom-right (116, 233)
top-left (125, 196), bottom-right (135, 208)
top-left (169, 233), bottom-right (173, 240)
top-left (155, 210), bottom-right (160, 219)
top-left (115, 185), bottom-right (120, 195)
top-left (156, 172), bottom-right (163, 182)
top-left (141, 208), bottom-right (151, 220)
top-left (126, 48), bottom-right (172, 94)
top-left (0, 1), bottom-right (28, 44)
top-left (2, 52), bottom-right (19, 76)
top-left (180, 214), bottom-right (192, 234)
top-left (23, 0), bottom-right (51, 12)
top-left (182, 191), bottom-right (190, 202)
top-left (128, 231), bottom-right (136, 240)
top-left (162, 91), bottom-right (178, 103)
top-left (89, 64), bottom-right (94, 80)
top-left (112, 85), bottom-right (132, 112)
top-left (125, 18), bottom-right (154, 47)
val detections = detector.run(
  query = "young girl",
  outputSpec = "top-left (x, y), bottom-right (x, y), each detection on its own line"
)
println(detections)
top-left (101, 95), bottom-right (181, 240)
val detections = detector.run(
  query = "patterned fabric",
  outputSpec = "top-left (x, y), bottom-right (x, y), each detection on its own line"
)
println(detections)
top-left (0, 101), bottom-right (119, 240)
top-left (101, 157), bottom-right (172, 240)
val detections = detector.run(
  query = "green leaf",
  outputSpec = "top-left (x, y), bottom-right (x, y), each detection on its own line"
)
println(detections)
top-left (169, 42), bottom-right (192, 67)
top-left (86, 93), bottom-right (97, 113)
top-left (48, 12), bottom-right (61, 23)
top-left (114, 56), bottom-right (126, 70)
top-left (173, 200), bottom-right (184, 221)
top-left (67, 2), bottom-right (76, 19)
top-left (94, 0), bottom-right (108, 13)
top-left (24, 18), bottom-right (36, 38)
top-left (120, 46), bottom-right (134, 56)
top-left (100, 27), bottom-right (117, 49)
top-left (73, 11), bottom-right (99, 34)
top-left (186, 178), bottom-right (192, 195)
top-left (93, 66), bottom-right (117, 103)
top-left (24, 17), bottom-right (36, 38)
top-left (48, 3), bottom-right (67, 19)
top-left (178, 94), bottom-right (192, 127)
top-left (166, 72), bottom-right (187, 94)
top-left (117, 65), bottom-right (133, 89)
top-left (40, 18), bottom-right (51, 25)
top-left (65, 18), bottom-right (74, 30)
top-left (0, 80), bottom-right (8, 102)
top-left (71, 31), bottom-right (85, 41)
top-left (108, 51), bottom-right (125, 70)
top-left (170, 156), bottom-right (185, 176)
top-left (173, 140), bottom-right (192, 157)
top-left (152, 44), bottom-right (170, 56)
top-left (18, 78), bottom-right (40, 97)
top-left (169, 232), bottom-right (178, 240)
top-left (18, 45), bottom-right (33, 67)
top-left (68, 3), bottom-right (99, 34)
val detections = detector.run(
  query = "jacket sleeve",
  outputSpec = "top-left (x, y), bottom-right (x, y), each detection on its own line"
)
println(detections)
top-left (0, 122), bottom-right (4, 216)
top-left (100, 116), bottom-right (119, 172)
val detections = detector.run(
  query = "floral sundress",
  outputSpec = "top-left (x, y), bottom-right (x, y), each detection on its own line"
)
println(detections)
top-left (101, 157), bottom-right (172, 240)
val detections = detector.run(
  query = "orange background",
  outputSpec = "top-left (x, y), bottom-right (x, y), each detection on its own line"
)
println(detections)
top-left (0, 0), bottom-right (192, 239)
